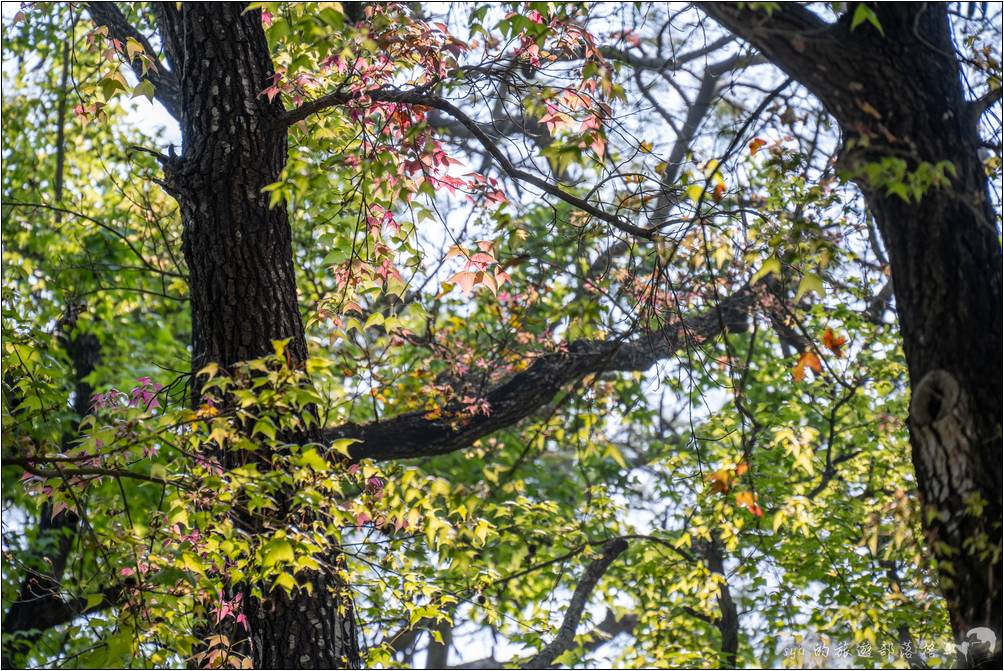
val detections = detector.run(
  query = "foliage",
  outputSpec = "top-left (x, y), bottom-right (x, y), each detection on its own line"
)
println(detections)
top-left (3, 2), bottom-right (1000, 669)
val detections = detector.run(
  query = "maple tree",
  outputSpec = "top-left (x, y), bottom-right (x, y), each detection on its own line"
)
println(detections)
top-left (2, 2), bottom-right (1001, 669)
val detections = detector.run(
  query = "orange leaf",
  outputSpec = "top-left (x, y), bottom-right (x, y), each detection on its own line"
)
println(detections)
top-left (708, 469), bottom-right (732, 495)
top-left (822, 328), bottom-right (847, 357)
top-left (748, 137), bottom-right (767, 155)
top-left (736, 491), bottom-right (764, 517)
top-left (712, 182), bottom-right (727, 203)
top-left (447, 271), bottom-right (478, 296)
top-left (792, 350), bottom-right (822, 382)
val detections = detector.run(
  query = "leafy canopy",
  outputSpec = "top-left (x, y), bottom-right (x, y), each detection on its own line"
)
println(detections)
top-left (4, 2), bottom-right (1000, 668)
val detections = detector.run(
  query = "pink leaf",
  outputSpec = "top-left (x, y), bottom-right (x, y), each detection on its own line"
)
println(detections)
top-left (447, 271), bottom-right (478, 296)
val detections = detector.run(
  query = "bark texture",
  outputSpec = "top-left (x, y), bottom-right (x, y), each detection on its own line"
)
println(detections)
top-left (703, 539), bottom-right (739, 669)
top-left (159, 5), bottom-right (358, 667)
top-left (169, 4), bottom-right (307, 376)
top-left (700, 3), bottom-right (1002, 666)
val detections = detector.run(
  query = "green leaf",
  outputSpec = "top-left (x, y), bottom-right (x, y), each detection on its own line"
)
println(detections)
top-left (168, 506), bottom-right (189, 528)
top-left (295, 447), bottom-right (329, 472)
top-left (133, 79), bottom-right (156, 102)
top-left (253, 417), bottom-right (277, 440)
top-left (99, 73), bottom-right (129, 100)
top-left (181, 551), bottom-right (205, 576)
top-left (851, 4), bottom-right (884, 35)
top-left (794, 272), bottom-right (825, 302)
top-left (751, 256), bottom-right (782, 283)
top-left (85, 593), bottom-right (106, 609)
top-left (261, 539), bottom-right (295, 568)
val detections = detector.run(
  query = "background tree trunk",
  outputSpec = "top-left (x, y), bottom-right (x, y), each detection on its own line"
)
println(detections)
top-left (701, 4), bottom-right (1002, 666)
top-left (167, 5), bottom-right (360, 667)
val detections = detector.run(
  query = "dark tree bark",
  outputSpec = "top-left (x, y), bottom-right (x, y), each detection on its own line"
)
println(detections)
top-left (75, 3), bottom-right (999, 668)
top-left (169, 5), bottom-right (306, 375)
top-left (156, 4), bottom-right (358, 668)
top-left (700, 3), bottom-right (1002, 667)
top-left (703, 539), bottom-right (739, 669)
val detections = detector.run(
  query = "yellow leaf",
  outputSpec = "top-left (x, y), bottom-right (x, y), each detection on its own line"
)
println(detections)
top-left (197, 362), bottom-right (219, 379)
top-left (273, 573), bottom-right (297, 593)
top-left (605, 444), bottom-right (628, 469)
top-left (713, 243), bottom-right (731, 268)
top-left (751, 256), bottom-right (781, 283)
top-left (209, 423), bottom-right (231, 447)
top-left (330, 438), bottom-right (360, 458)
top-left (125, 37), bottom-right (145, 61)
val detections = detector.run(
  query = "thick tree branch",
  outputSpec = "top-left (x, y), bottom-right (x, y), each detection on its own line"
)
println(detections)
top-left (969, 86), bottom-right (1003, 124)
top-left (523, 539), bottom-right (629, 669)
top-left (450, 609), bottom-right (637, 670)
top-left (151, 2), bottom-right (185, 75)
top-left (697, 3), bottom-right (848, 100)
top-left (322, 286), bottom-right (757, 462)
top-left (86, 2), bottom-right (182, 120)
top-left (702, 538), bottom-right (740, 668)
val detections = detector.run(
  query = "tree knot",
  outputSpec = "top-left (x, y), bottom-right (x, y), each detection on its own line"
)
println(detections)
top-left (910, 369), bottom-right (960, 427)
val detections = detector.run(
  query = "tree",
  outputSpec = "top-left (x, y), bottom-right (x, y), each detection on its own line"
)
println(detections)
top-left (2, 2), bottom-right (1000, 669)
top-left (699, 6), bottom-right (1002, 662)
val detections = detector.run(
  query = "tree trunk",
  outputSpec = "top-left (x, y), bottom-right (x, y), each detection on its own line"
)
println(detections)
top-left (700, 4), bottom-right (1001, 666)
top-left (827, 11), bottom-right (1002, 662)
top-left (172, 5), bottom-right (306, 375)
top-left (167, 5), bottom-right (359, 667)
top-left (704, 539), bottom-right (739, 669)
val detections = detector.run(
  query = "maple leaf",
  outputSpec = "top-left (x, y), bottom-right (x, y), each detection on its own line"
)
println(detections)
top-left (590, 133), bottom-right (606, 159)
top-left (748, 137), bottom-right (767, 155)
top-left (822, 328), bottom-right (847, 357)
top-left (736, 491), bottom-right (764, 517)
top-left (792, 350), bottom-right (822, 382)
top-left (262, 86), bottom-right (281, 103)
top-left (708, 469), bottom-right (732, 494)
top-left (712, 182), bottom-right (727, 203)
top-left (446, 270), bottom-right (477, 296)
top-left (539, 106), bottom-right (576, 133)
